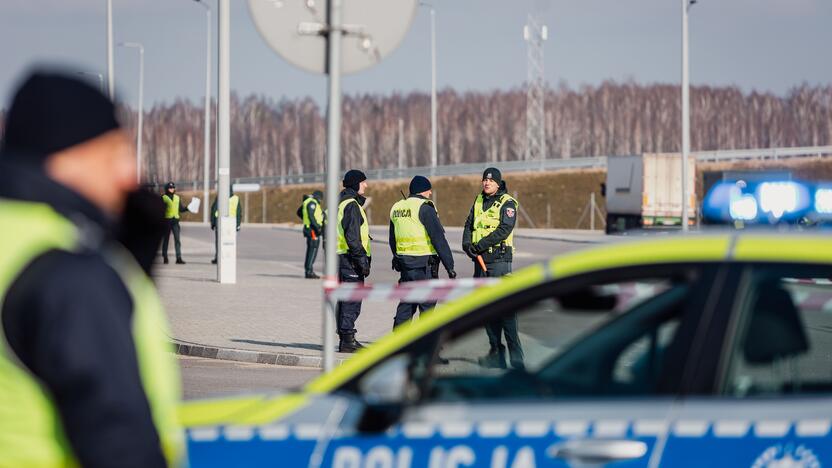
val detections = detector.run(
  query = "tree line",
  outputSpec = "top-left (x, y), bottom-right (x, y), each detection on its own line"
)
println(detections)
top-left (3, 81), bottom-right (831, 182)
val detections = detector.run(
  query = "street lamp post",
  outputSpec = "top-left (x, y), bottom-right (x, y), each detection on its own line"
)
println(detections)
top-left (106, 0), bottom-right (114, 99)
top-left (119, 42), bottom-right (144, 183)
top-left (681, 0), bottom-right (695, 231)
top-left (193, 0), bottom-right (212, 224)
top-left (420, 2), bottom-right (437, 174)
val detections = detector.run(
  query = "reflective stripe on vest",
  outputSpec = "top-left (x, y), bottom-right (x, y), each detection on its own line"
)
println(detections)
top-left (302, 197), bottom-right (324, 229)
top-left (390, 197), bottom-right (437, 256)
top-left (337, 198), bottom-right (371, 257)
top-left (0, 199), bottom-right (185, 467)
top-left (472, 193), bottom-right (517, 251)
top-left (162, 194), bottom-right (180, 219)
top-left (214, 195), bottom-right (240, 218)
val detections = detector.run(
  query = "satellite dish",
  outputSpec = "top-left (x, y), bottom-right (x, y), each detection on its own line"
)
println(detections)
top-left (247, 0), bottom-right (418, 75)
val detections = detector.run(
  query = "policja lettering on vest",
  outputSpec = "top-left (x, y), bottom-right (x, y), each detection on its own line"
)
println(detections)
top-left (335, 170), bottom-right (371, 353)
top-left (301, 190), bottom-right (325, 279)
top-left (210, 189), bottom-right (242, 264)
top-left (462, 167), bottom-right (525, 371)
top-left (0, 71), bottom-right (184, 467)
top-left (389, 176), bottom-right (457, 329)
top-left (161, 181), bottom-right (190, 265)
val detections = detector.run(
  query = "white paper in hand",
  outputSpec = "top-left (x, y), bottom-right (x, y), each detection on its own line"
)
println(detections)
top-left (187, 197), bottom-right (201, 214)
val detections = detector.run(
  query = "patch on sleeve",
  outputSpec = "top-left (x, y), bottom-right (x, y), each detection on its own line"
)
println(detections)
top-left (506, 207), bottom-right (515, 218)
top-left (309, 203), bottom-right (316, 209)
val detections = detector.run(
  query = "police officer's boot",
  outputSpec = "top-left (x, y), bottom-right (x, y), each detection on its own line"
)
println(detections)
top-left (176, 257), bottom-right (186, 265)
top-left (478, 345), bottom-right (507, 369)
top-left (338, 334), bottom-right (365, 353)
top-left (163, 256), bottom-right (169, 264)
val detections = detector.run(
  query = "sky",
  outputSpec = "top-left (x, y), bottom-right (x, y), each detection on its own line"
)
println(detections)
top-left (0, 0), bottom-right (830, 109)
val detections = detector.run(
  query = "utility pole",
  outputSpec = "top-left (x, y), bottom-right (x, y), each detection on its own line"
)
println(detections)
top-left (193, 0), bottom-right (212, 224)
top-left (398, 118), bottom-right (405, 170)
top-left (118, 42), bottom-right (144, 183)
top-left (217, 0), bottom-right (235, 283)
top-left (681, 0), bottom-right (694, 231)
top-left (524, 13), bottom-right (547, 166)
top-left (322, 0), bottom-right (344, 372)
top-left (106, 0), bottom-right (114, 99)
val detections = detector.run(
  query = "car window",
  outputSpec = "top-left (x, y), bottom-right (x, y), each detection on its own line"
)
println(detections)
top-left (722, 266), bottom-right (832, 397)
top-left (418, 269), bottom-right (704, 402)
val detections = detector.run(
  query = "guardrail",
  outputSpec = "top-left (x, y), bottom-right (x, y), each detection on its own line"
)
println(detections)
top-left (160, 145), bottom-right (832, 190)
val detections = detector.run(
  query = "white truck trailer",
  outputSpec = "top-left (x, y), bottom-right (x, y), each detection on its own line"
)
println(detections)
top-left (604, 153), bottom-right (696, 233)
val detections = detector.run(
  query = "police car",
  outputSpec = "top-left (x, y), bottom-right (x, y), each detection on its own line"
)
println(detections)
top-left (183, 233), bottom-right (832, 467)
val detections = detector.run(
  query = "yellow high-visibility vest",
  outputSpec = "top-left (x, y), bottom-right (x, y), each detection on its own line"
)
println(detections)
top-left (162, 194), bottom-right (180, 219)
top-left (302, 197), bottom-right (324, 228)
top-left (472, 193), bottom-right (517, 252)
top-left (214, 195), bottom-right (240, 218)
top-left (0, 199), bottom-right (185, 467)
top-left (390, 197), bottom-right (437, 256)
top-left (336, 198), bottom-right (371, 257)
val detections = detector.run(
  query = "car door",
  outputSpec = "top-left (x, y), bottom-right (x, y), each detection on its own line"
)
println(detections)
top-left (318, 263), bottom-right (725, 468)
top-left (658, 262), bottom-right (832, 467)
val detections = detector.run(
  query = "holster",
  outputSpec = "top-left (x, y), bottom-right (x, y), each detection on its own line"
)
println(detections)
top-left (429, 255), bottom-right (440, 279)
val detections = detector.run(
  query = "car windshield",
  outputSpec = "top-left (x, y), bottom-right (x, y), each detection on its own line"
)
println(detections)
top-left (427, 276), bottom-right (693, 401)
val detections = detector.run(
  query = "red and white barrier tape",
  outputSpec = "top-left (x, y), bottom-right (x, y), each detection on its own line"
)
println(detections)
top-left (322, 276), bottom-right (832, 311)
top-left (324, 278), bottom-right (498, 303)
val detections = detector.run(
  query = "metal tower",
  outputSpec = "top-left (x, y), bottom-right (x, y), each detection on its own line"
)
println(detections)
top-left (524, 14), bottom-right (547, 163)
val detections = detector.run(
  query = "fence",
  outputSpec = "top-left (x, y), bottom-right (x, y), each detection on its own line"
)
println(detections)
top-left (159, 145), bottom-right (832, 191)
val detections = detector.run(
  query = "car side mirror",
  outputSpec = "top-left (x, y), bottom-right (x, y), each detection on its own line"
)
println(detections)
top-left (357, 355), bottom-right (413, 433)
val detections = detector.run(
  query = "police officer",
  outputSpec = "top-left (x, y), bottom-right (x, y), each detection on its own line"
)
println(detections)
top-left (210, 188), bottom-right (242, 264)
top-left (462, 167), bottom-right (524, 370)
top-left (336, 170), bottom-right (371, 353)
top-left (301, 190), bottom-right (325, 279)
top-left (0, 71), bottom-right (183, 467)
top-left (389, 176), bottom-right (456, 328)
top-left (161, 181), bottom-right (188, 264)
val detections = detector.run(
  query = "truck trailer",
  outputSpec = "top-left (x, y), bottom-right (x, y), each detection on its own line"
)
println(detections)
top-left (604, 153), bottom-right (696, 233)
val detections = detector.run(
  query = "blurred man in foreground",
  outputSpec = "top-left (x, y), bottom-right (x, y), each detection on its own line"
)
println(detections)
top-left (0, 71), bottom-right (184, 467)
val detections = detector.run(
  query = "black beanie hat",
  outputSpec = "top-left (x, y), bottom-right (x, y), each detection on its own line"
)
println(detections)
top-left (343, 169), bottom-right (367, 191)
top-left (482, 167), bottom-right (503, 184)
top-left (312, 190), bottom-right (323, 200)
top-left (409, 175), bottom-right (432, 195)
top-left (1, 71), bottom-right (120, 163)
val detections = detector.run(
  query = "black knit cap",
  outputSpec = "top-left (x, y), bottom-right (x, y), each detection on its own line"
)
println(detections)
top-left (409, 175), bottom-right (431, 195)
top-left (482, 167), bottom-right (502, 184)
top-left (1, 71), bottom-right (120, 163)
top-left (312, 190), bottom-right (323, 200)
top-left (342, 169), bottom-right (367, 191)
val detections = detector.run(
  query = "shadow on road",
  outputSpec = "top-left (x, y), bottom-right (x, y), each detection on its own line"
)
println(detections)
top-left (231, 339), bottom-right (323, 352)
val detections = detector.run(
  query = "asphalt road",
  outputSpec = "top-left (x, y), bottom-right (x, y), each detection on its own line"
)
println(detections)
top-left (179, 356), bottom-right (320, 400)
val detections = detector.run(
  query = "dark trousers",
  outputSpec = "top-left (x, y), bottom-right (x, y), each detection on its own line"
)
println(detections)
top-left (474, 260), bottom-right (524, 365)
top-left (393, 263), bottom-right (437, 328)
top-left (336, 255), bottom-right (365, 335)
top-left (304, 235), bottom-right (321, 275)
top-left (212, 227), bottom-right (218, 261)
top-left (162, 218), bottom-right (182, 259)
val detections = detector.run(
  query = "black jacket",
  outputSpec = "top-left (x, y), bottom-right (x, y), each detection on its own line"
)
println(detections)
top-left (339, 188), bottom-right (370, 259)
top-left (389, 195), bottom-right (454, 272)
top-left (0, 160), bottom-right (167, 468)
top-left (461, 187), bottom-right (518, 264)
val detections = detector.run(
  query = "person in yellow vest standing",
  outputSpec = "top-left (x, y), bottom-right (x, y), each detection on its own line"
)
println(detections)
top-left (0, 71), bottom-right (184, 467)
top-left (462, 167), bottom-right (525, 370)
top-left (301, 190), bottom-right (325, 279)
top-left (210, 188), bottom-right (242, 264)
top-left (389, 176), bottom-right (456, 328)
top-left (336, 170), bottom-right (371, 353)
top-left (161, 181), bottom-right (188, 264)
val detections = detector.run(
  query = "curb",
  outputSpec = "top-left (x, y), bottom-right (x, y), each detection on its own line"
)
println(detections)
top-left (172, 340), bottom-right (349, 369)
